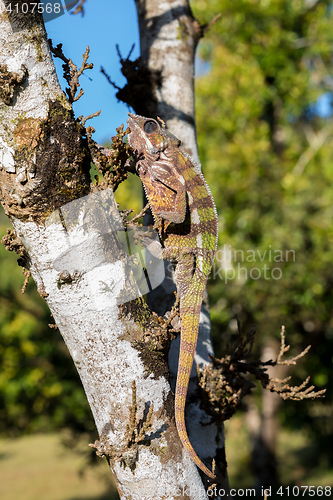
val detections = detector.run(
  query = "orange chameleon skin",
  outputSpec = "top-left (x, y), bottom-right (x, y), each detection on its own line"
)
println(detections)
top-left (127, 113), bottom-right (218, 479)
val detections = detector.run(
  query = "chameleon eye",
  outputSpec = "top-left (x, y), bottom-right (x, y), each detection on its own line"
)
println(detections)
top-left (144, 120), bottom-right (158, 134)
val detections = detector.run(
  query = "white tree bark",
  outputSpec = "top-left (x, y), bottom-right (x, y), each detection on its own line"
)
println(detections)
top-left (0, 1), bottom-right (226, 498)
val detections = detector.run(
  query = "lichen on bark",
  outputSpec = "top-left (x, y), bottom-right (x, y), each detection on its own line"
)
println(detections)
top-left (0, 62), bottom-right (27, 105)
top-left (0, 99), bottom-right (91, 222)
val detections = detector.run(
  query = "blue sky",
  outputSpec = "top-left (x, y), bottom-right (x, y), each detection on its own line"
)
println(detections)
top-left (44, 0), bottom-right (331, 146)
top-left (45, 0), bottom-right (140, 145)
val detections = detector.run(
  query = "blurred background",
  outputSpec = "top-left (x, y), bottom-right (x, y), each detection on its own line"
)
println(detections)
top-left (1, 0), bottom-right (333, 498)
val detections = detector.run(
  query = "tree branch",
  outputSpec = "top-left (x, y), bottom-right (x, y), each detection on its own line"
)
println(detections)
top-left (198, 325), bottom-right (325, 424)
top-left (293, 120), bottom-right (333, 175)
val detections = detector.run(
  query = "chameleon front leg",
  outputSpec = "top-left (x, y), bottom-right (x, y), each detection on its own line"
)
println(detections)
top-left (137, 162), bottom-right (187, 225)
top-left (126, 222), bottom-right (164, 260)
top-left (150, 164), bottom-right (187, 223)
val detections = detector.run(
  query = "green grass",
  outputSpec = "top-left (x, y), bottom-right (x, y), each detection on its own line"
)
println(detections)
top-left (0, 421), bottom-right (332, 499)
top-left (225, 414), bottom-right (333, 498)
top-left (0, 433), bottom-right (119, 500)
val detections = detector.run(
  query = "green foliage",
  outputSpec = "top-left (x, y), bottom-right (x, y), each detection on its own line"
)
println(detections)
top-left (192, 0), bottom-right (333, 454)
top-left (114, 171), bottom-right (143, 216)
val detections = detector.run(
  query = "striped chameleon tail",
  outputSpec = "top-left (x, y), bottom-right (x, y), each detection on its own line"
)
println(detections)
top-left (174, 272), bottom-right (216, 480)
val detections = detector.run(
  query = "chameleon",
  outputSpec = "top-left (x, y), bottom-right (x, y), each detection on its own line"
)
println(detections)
top-left (127, 113), bottom-right (218, 479)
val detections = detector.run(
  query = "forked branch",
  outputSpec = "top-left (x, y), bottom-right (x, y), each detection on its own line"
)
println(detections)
top-left (198, 325), bottom-right (325, 425)
top-left (48, 40), bottom-right (93, 103)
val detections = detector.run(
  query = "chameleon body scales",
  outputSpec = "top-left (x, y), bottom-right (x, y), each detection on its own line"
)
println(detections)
top-left (127, 114), bottom-right (218, 479)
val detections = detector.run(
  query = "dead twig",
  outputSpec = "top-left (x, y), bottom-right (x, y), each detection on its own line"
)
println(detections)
top-left (81, 110), bottom-right (101, 127)
top-left (125, 381), bottom-right (154, 446)
top-left (193, 13), bottom-right (222, 40)
top-left (101, 66), bottom-right (120, 91)
top-left (48, 40), bottom-right (93, 103)
top-left (293, 120), bottom-right (333, 175)
top-left (276, 325), bottom-right (311, 365)
top-left (198, 324), bottom-right (325, 426)
top-left (70, 0), bottom-right (87, 16)
top-left (21, 268), bottom-right (31, 294)
top-left (126, 203), bottom-right (150, 224)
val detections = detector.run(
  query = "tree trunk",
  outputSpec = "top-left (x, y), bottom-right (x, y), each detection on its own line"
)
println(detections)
top-left (0, 1), bottom-right (226, 497)
top-left (246, 341), bottom-right (286, 493)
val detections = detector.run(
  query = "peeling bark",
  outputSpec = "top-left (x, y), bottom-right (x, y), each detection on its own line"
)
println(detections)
top-left (0, 1), bottom-right (226, 498)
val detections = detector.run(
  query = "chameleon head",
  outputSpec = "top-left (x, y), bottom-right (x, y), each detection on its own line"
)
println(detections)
top-left (127, 113), bottom-right (181, 155)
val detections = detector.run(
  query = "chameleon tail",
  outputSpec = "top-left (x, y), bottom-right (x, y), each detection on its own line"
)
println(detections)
top-left (175, 276), bottom-right (216, 480)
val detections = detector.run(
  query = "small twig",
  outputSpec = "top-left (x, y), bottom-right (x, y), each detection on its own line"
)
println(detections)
top-left (21, 268), bottom-right (31, 294)
top-left (276, 326), bottom-right (311, 365)
top-left (267, 375), bottom-right (326, 400)
top-left (136, 403), bottom-right (154, 442)
top-left (263, 327), bottom-right (325, 400)
top-left (293, 120), bottom-right (333, 175)
top-left (127, 203), bottom-right (150, 224)
top-left (101, 66), bottom-right (121, 90)
top-left (276, 325), bottom-right (290, 362)
top-left (81, 110), bottom-right (101, 127)
top-left (48, 40), bottom-right (93, 103)
top-left (125, 380), bottom-right (154, 446)
top-left (129, 380), bottom-right (137, 442)
top-left (71, 0), bottom-right (87, 16)
top-left (202, 13), bottom-right (222, 34)
top-left (198, 324), bottom-right (325, 425)
top-left (77, 46), bottom-right (92, 77)
top-left (194, 13), bottom-right (222, 39)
